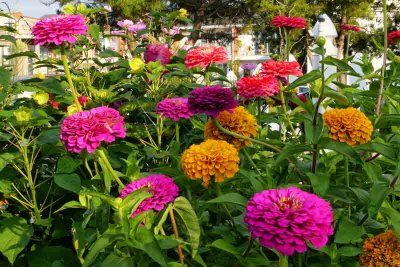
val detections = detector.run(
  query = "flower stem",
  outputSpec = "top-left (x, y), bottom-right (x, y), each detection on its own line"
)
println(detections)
top-left (60, 44), bottom-right (82, 112)
top-left (169, 208), bottom-right (184, 265)
top-left (345, 31), bottom-right (351, 60)
top-left (214, 183), bottom-right (240, 235)
top-left (96, 148), bottom-right (124, 189)
top-left (211, 118), bottom-right (281, 152)
top-left (376, 0), bottom-right (388, 116)
top-left (279, 88), bottom-right (298, 140)
top-left (257, 97), bottom-right (262, 128)
top-left (279, 253), bottom-right (288, 267)
top-left (243, 148), bottom-right (261, 175)
top-left (175, 122), bottom-right (180, 144)
top-left (344, 157), bottom-right (351, 216)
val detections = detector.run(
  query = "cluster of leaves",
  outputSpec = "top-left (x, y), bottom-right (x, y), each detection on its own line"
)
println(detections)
top-left (0, 4), bottom-right (400, 267)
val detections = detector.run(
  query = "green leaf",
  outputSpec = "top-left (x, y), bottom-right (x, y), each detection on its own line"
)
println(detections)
top-left (375, 114), bottom-right (400, 128)
top-left (0, 35), bottom-right (16, 44)
top-left (275, 144), bottom-right (311, 163)
top-left (173, 196), bottom-right (200, 257)
top-left (133, 228), bottom-right (167, 266)
top-left (356, 143), bottom-right (396, 161)
top-left (285, 70), bottom-right (321, 91)
top-left (39, 78), bottom-right (67, 96)
top-left (322, 56), bottom-right (358, 75)
top-left (88, 24), bottom-right (100, 41)
top-left (334, 218), bottom-right (365, 244)
top-left (323, 88), bottom-right (349, 105)
top-left (54, 173), bottom-right (81, 194)
top-left (0, 217), bottom-right (33, 264)
top-left (368, 181), bottom-right (390, 218)
top-left (307, 172), bottom-right (330, 196)
top-left (207, 193), bottom-right (248, 207)
top-left (97, 49), bottom-right (121, 58)
top-left (209, 239), bottom-right (242, 259)
top-left (101, 253), bottom-right (134, 267)
top-left (380, 206), bottom-right (400, 238)
top-left (37, 127), bottom-right (60, 145)
top-left (4, 51), bottom-right (39, 60)
top-left (337, 246), bottom-right (362, 257)
top-left (0, 66), bottom-right (11, 90)
top-left (323, 142), bottom-right (361, 163)
top-left (54, 201), bottom-right (85, 213)
top-left (28, 246), bottom-right (80, 267)
top-left (56, 155), bottom-right (80, 174)
top-left (0, 153), bottom-right (16, 172)
top-left (83, 227), bottom-right (125, 267)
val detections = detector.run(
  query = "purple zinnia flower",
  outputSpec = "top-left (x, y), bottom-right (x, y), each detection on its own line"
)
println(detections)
top-left (128, 19), bottom-right (146, 34)
top-left (32, 15), bottom-right (87, 46)
top-left (241, 63), bottom-right (257, 71)
top-left (163, 26), bottom-right (181, 36)
top-left (144, 44), bottom-right (172, 65)
top-left (117, 19), bottom-right (133, 28)
top-left (120, 174), bottom-right (179, 217)
top-left (111, 30), bottom-right (124, 35)
top-left (60, 106), bottom-right (126, 153)
top-left (188, 86), bottom-right (238, 117)
top-left (244, 187), bottom-right (334, 256)
top-left (156, 97), bottom-right (193, 121)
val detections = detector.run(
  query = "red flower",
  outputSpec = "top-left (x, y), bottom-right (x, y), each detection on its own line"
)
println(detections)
top-left (272, 16), bottom-right (307, 29)
top-left (78, 96), bottom-right (89, 106)
top-left (185, 46), bottom-right (228, 69)
top-left (237, 75), bottom-right (279, 99)
top-left (388, 30), bottom-right (400, 45)
top-left (340, 24), bottom-right (361, 32)
top-left (48, 100), bottom-right (60, 109)
top-left (261, 60), bottom-right (303, 77)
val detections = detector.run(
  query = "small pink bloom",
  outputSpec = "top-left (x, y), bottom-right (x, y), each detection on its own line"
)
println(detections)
top-left (156, 98), bottom-right (193, 121)
top-left (128, 20), bottom-right (146, 34)
top-left (117, 19), bottom-right (133, 28)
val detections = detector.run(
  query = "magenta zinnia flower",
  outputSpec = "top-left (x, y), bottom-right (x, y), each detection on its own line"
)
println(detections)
top-left (60, 106), bottom-right (126, 153)
top-left (144, 44), bottom-right (172, 65)
top-left (32, 15), bottom-right (87, 46)
top-left (244, 187), bottom-right (334, 256)
top-left (120, 174), bottom-right (179, 217)
top-left (188, 86), bottom-right (238, 117)
top-left (237, 75), bottom-right (279, 99)
top-left (156, 97), bottom-right (193, 121)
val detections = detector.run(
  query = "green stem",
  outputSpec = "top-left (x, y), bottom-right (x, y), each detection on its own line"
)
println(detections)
top-left (214, 183), bottom-right (240, 235)
top-left (345, 31), bottom-right (351, 60)
top-left (205, 71), bottom-right (211, 86)
top-left (279, 87), bottom-right (298, 140)
top-left (211, 118), bottom-right (281, 152)
top-left (60, 45), bottom-right (82, 112)
top-left (175, 122), bottom-right (180, 144)
top-left (279, 253), bottom-right (288, 267)
top-left (344, 157), bottom-right (351, 216)
top-left (22, 144), bottom-right (40, 219)
top-left (243, 148), bottom-right (261, 175)
top-left (376, 0), bottom-right (388, 116)
top-left (257, 97), bottom-right (262, 128)
top-left (96, 148), bottom-right (124, 188)
top-left (298, 253), bottom-right (302, 267)
top-left (284, 28), bottom-right (290, 60)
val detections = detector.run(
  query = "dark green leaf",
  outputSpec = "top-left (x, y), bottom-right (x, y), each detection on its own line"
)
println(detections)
top-left (56, 155), bottom-right (80, 174)
top-left (54, 173), bottom-right (81, 194)
top-left (97, 49), bottom-right (121, 58)
top-left (39, 78), bottom-right (66, 96)
top-left (334, 218), bottom-right (365, 244)
top-left (29, 246), bottom-right (80, 267)
top-left (275, 144), bottom-right (311, 163)
top-left (4, 51), bottom-right (39, 60)
top-left (337, 246), bottom-right (362, 257)
top-left (307, 172), bottom-right (330, 196)
top-left (54, 201), bottom-right (85, 213)
top-left (0, 66), bottom-right (11, 90)
top-left (368, 181), bottom-right (389, 218)
top-left (380, 207), bottom-right (400, 238)
top-left (285, 70), bottom-right (321, 91)
top-left (323, 142), bottom-right (361, 163)
top-left (207, 193), bottom-right (248, 207)
top-left (0, 35), bottom-right (16, 44)
top-left (322, 56), bottom-right (358, 75)
top-left (37, 127), bottom-right (60, 145)
top-left (88, 24), bottom-right (100, 41)
top-left (209, 239), bottom-right (242, 259)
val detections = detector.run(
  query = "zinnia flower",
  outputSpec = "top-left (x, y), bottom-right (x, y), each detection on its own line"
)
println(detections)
top-left (244, 187), bottom-right (334, 256)
top-left (163, 26), bottom-right (180, 36)
top-left (60, 106), bottom-right (126, 153)
top-left (188, 86), bottom-right (238, 117)
top-left (117, 19), bottom-right (133, 28)
top-left (185, 46), bottom-right (228, 69)
top-left (323, 107), bottom-right (373, 147)
top-left (144, 44), bottom-right (172, 65)
top-left (204, 106), bottom-right (257, 149)
top-left (359, 230), bottom-right (400, 266)
top-left (156, 97), bottom-right (193, 121)
top-left (271, 16), bottom-right (307, 29)
top-left (241, 63), bottom-right (257, 70)
top-left (340, 24), bottom-right (361, 32)
top-left (181, 140), bottom-right (239, 187)
top-left (388, 30), bottom-right (400, 45)
top-left (32, 15), bottom-right (87, 46)
top-left (48, 100), bottom-right (60, 109)
top-left (237, 75), bottom-right (279, 99)
top-left (78, 96), bottom-right (89, 106)
top-left (261, 60), bottom-right (303, 77)
top-left (120, 174), bottom-right (179, 217)
top-left (104, 5), bottom-right (112, 12)
top-left (128, 20), bottom-right (146, 34)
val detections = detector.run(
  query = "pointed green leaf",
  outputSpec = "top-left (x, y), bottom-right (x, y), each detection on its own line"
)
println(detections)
top-left (208, 193), bottom-right (248, 207)
top-left (285, 70), bottom-right (321, 91)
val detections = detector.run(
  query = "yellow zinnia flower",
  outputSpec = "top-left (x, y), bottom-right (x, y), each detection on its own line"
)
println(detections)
top-left (177, 8), bottom-right (187, 19)
top-left (204, 106), bottom-right (258, 150)
top-left (129, 58), bottom-right (145, 74)
top-left (359, 230), bottom-right (400, 266)
top-left (14, 107), bottom-right (32, 122)
top-left (181, 139), bottom-right (239, 187)
top-left (323, 107), bottom-right (372, 147)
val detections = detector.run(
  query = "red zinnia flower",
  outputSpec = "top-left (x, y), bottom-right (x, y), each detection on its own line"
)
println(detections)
top-left (185, 46), bottom-right (228, 69)
top-left (272, 16), bottom-right (307, 29)
top-left (78, 96), bottom-right (89, 106)
top-left (388, 30), bottom-right (400, 45)
top-left (261, 60), bottom-right (303, 77)
top-left (340, 24), bottom-right (361, 32)
top-left (237, 75), bottom-right (279, 99)
top-left (48, 100), bottom-right (60, 109)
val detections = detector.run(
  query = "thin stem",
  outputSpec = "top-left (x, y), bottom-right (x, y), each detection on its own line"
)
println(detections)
top-left (345, 31), bottom-right (351, 60)
top-left (175, 122), bottom-right (180, 144)
top-left (279, 253), bottom-right (288, 267)
top-left (169, 209), bottom-right (184, 265)
top-left (257, 97), bottom-right (262, 128)
top-left (344, 157), bottom-right (351, 216)
top-left (211, 118), bottom-right (281, 152)
top-left (214, 183), bottom-right (240, 235)
top-left (60, 45), bottom-right (82, 112)
top-left (376, 0), bottom-right (388, 116)
top-left (279, 89), bottom-right (298, 140)
top-left (390, 176), bottom-right (399, 188)
top-left (242, 148), bottom-right (261, 175)
top-left (242, 239), bottom-right (255, 258)
top-left (96, 148), bottom-right (124, 188)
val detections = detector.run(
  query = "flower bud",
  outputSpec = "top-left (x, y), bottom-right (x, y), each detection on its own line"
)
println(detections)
top-left (14, 107), bottom-right (32, 122)
top-left (67, 104), bottom-right (79, 115)
top-left (316, 36), bottom-right (326, 47)
top-left (129, 58), bottom-right (145, 74)
top-left (178, 8), bottom-right (187, 19)
top-left (33, 91), bottom-right (49, 105)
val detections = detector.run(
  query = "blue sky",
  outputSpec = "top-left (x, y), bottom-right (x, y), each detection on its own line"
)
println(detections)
top-left (4, 0), bottom-right (59, 17)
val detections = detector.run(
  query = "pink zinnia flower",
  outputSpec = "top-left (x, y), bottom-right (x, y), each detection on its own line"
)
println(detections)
top-left (78, 96), bottom-right (89, 106)
top-left (144, 44), bottom-right (172, 65)
top-left (128, 20), bottom-right (146, 34)
top-left (188, 86), bottom-right (238, 117)
top-left (104, 5), bottom-right (112, 12)
top-left (117, 19), bottom-right (134, 28)
top-left (60, 106), bottom-right (126, 153)
top-left (163, 26), bottom-right (180, 36)
top-left (244, 187), bottom-right (334, 256)
top-left (388, 30), bottom-right (400, 45)
top-left (156, 97), bottom-right (193, 121)
top-left (32, 15), bottom-right (87, 46)
top-left (241, 63), bottom-right (257, 71)
top-left (261, 60), bottom-right (303, 77)
top-left (237, 75), bottom-right (279, 99)
top-left (185, 46), bottom-right (228, 69)
top-left (120, 174), bottom-right (179, 217)
top-left (340, 24), bottom-right (361, 32)
top-left (272, 16), bottom-right (307, 29)
top-left (111, 30), bottom-right (124, 35)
